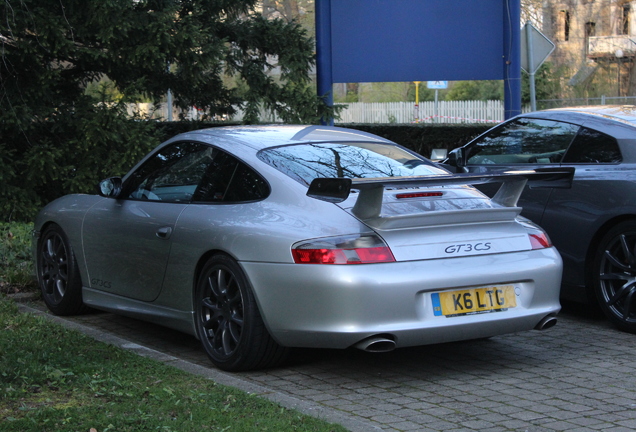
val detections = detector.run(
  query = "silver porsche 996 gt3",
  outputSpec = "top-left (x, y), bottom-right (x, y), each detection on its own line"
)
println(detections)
top-left (32, 125), bottom-right (566, 371)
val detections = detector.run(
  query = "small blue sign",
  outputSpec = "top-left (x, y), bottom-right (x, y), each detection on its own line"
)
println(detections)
top-left (427, 81), bottom-right (448, 89)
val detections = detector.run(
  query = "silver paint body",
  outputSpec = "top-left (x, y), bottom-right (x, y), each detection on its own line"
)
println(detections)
top-left (33, 126), bottom-right (562, 348)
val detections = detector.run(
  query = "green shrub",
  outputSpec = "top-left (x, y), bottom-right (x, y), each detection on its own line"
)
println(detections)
top-left (0, 222), bottom-right (36, 294)
top-left (1, 101), bottom-right (161, 223)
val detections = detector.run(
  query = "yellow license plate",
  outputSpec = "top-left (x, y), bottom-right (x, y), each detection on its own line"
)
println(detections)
top-left (432, 285), bottom-right (516, 317)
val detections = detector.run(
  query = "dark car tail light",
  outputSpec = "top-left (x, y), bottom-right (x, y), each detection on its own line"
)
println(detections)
top-left (292, 234), bottom-right (395, 264)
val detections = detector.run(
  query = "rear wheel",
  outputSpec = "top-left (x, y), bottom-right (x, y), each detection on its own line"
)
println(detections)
top-left (593, 221), bottom-right (636, 333)
top-left (194, 254), bottom-right (289, 371)
top-left (37, 224), bottom-right (85, 315)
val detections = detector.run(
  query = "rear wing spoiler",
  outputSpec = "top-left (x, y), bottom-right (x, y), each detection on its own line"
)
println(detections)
top-left (307, 167), bottom-right (574, 220)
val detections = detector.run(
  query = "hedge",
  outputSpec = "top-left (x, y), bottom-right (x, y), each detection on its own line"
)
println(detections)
top-left (3, 121), bottom-right (492, 222)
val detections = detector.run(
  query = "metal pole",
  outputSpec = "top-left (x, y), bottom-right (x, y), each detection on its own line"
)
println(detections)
top-left (167, 89), bottom-right (173, 122)
top-left (434, 89), bottom-right (439, 123)
top-left (618, 58), bottom-right (622, 97)
top-left (315, 0), bottom-right (334, 126)
top-left (503, 0), bottom-right (522, 119)
top-left (526, 22), bottom-right (537, 112)
top-left (166, 62), bottom-right (173, 122)
top-left (414, 81), bottom-right (420, 122)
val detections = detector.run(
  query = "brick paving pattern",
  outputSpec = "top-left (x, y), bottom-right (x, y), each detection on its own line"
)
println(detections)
top-left (19, 300), bottom-right (636, 432)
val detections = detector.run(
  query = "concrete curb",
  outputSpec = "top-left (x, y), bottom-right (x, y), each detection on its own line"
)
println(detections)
top-left (16, 302), bottom-right (380, 432)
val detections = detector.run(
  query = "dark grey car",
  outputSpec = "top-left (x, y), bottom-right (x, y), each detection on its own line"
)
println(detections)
top-left (442, 106), bottom-right (636, 333)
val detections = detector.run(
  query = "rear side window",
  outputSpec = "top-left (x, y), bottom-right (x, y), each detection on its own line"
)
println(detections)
top-left (257, 142), bottom-right (446, 186)
top-left (193, 151), bottom-right (269, 203)
top-left (562, 127), bottom-right (622, 163)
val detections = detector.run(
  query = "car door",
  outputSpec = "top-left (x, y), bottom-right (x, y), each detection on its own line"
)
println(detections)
top-left (82, 141), bottom-right (216, 302)
top-left (533, 124), bottom-right (624, 289)
top-left (459, 117), bottom-right (580, 224)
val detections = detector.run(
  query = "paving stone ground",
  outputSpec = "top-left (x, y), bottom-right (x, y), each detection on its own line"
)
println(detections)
top-left (17, 299), bottom-right (636, 432)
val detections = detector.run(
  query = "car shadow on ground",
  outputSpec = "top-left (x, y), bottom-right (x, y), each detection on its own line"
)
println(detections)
top-left (559, 299), bottom-right (606, 322)
top-left (26, 296), bottom-right (617, 374)
top-left (280, 300), bottom-right (614, 372)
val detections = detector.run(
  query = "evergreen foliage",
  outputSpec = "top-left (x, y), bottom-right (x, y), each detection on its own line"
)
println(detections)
top-left (445, 81), bottom-right (504, 101)
top-left (521, 62), bottom-right (558, 105)
top-left (0, 0), bottom-right (336, 221)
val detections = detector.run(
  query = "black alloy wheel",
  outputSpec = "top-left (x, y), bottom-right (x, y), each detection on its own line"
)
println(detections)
top-left (195, 254), bottom-right (288, 371)
top-left (37, 224), bottom-right (85, 315)
top-left (594, 221), bottom-right (636, 333)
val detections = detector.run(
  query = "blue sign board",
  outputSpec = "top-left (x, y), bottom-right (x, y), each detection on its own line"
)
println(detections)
top-left (330, 0), bottom-right (505, 83)
top-left (316, 0), bottom-right (521, 122)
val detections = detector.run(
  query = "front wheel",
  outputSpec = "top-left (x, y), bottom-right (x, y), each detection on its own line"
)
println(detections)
top-left (194, 254), bottom-right (289, 371)
top-left (593, 221), bottom-right (636, 333)
top-left (37, 224), bottom-right (85, 315)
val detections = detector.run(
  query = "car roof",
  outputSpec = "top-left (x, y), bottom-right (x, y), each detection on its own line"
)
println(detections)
top-left (175, 125), bottom-right (394, 151)
top-left (529, 105), bottom-right (636, 127)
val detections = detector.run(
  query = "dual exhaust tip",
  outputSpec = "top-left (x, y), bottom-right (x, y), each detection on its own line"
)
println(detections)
top-left (353, 315), bottom-right (557, 353)
top-left (354, 335), bottom-right (397, 353)
top-left (534, 314), bottom-right (558, 330)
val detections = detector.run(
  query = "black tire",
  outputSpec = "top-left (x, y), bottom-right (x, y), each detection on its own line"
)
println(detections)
top-left (593, 221), bottom-right (636, 333)
top-left (195, 254), bottom-right (289, 371)
top-left (37, 224), bottom-right (85, 315)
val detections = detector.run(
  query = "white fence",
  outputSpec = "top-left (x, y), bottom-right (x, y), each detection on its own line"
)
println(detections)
top-left (336, 100), bottom-right (507, 124)
top-left (127, 100), bottom-right (524, 124)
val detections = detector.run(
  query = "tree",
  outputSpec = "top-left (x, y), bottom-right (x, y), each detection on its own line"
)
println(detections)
top-left (0, 0), bottom-right (335, 221)
top-left (521, 62), bottom-right (561, 106)
top-left (2, 0), bottom-right (334, 123)
top-left (521, 0), bottom-right (543, 27)
top-left (261, 0), bottom-right (314, 32)
top-left (445, 81), bottom-right (504, 101)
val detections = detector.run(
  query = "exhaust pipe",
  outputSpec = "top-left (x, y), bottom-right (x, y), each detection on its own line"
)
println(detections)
top-left (534, 315), bottom-right (557, 330)
top-left (354, 336), bottom-right (396, 353)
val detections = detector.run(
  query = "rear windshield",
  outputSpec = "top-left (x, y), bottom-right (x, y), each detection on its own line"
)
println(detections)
top-left (257, 142), bottom-right (446, 186)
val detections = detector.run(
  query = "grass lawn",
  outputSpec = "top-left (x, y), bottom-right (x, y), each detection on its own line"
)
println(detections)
top-left (0, 222), bottom-right (35, 295)
top-left (0, 222), bottom-right (346, 432)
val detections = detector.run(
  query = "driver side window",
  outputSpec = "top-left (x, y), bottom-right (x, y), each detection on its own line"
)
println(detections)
top-left (466, 118), bottom-right (579, 165)
top-left (126, 142), bottom-right (216, 202)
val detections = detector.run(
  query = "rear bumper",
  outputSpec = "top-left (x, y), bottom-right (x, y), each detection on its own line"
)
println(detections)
top-left (241, 248), bottom-right (562, 349)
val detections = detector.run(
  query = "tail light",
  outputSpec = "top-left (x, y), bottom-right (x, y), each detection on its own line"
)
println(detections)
top-left (520, 220), bottom-right (552, 250)
top-left (292, 234), bottom-right (395, 264)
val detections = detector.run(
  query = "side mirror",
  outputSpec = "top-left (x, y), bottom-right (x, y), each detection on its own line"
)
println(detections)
top-left (445, 148), bottom-right (465, 167)
top-left (98, 177), bottom-right (123, 198)
top-left (453, 148), bottom-right (466, 166)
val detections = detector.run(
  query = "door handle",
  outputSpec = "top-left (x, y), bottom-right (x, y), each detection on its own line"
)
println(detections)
top-left (156, 226), bottom-right (173, 239)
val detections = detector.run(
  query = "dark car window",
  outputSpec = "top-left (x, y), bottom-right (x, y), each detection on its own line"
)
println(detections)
top-left (562, 127), bottom-right (622, 164)
top-left (257, 142), bottom-right (446, 186)
top-left (126, 142), bottom-right (215, 202)
top-left (193, 151), bottom-right (269, 203)
top-left (466, 118), bottom-right (580, 165)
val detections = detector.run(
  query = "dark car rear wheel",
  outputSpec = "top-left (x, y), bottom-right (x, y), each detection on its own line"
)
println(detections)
top-left (37, 224), bottom-right (85, 315)
top-left (195, 254), bottom-right (289, 371)
top-left (593, 221), bottom-right (636, 333)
